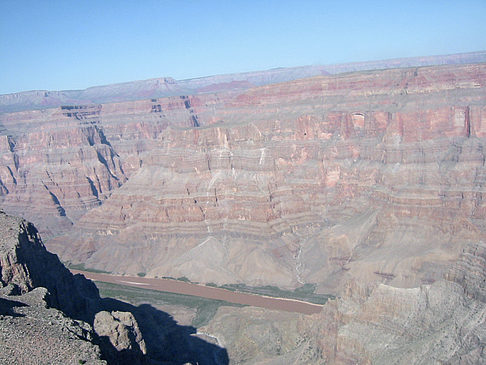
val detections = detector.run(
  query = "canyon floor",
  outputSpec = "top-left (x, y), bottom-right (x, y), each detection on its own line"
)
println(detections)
top-left (72, 270), bottom-right (326, 314)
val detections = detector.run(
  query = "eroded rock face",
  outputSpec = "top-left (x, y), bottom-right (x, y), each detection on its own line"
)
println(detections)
top-left (315, 241), bottom-right (486, 364)
top-left (94, 310), bottom-right (146, 364)
top-left (200, 241), bottom-right (486, 364)
top-left (1, 62), bottom-right (486, 292)
top-left (200, 306), bottom-right (324, 364)
top-left (0, 211), bottom-right (100, 318)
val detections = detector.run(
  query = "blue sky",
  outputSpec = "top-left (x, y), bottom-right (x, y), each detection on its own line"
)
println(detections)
top-left (1, 0), bottom-right (485, 94)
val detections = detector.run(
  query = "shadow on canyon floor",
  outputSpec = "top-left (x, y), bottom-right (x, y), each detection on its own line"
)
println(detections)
top-left (94, 297), bottom-right (229, 365)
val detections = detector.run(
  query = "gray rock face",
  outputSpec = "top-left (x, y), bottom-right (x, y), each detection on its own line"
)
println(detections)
top-left (94, 310), bottom-right (147, 363)
top-left (312, 241), bottom-right (486, 364)
top-left (0, 287), bottom-right (106, 365)
top-left (0, 211), bottom-right (100, 319)
top-left (447, 241), bottom-right (486, 302)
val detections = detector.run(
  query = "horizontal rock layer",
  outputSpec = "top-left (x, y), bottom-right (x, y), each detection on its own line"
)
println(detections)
top-left (1, 63), bottom-right (486, 291)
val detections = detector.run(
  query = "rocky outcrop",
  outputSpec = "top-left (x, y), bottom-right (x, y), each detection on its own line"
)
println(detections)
top-left (0, 211), bottom-right (100, 318)
top-left (446, 240), bottom-right (486, 302)
top-left (314, 241), bottom-right (486, 364)
top-left (0, 287), bottom-right (106, 365)
top-left (94, 311), bottom-right (146, 364)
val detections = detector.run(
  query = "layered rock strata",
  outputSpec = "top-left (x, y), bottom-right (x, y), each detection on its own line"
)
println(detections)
top-left (317, 240), bottom-right (486, 364)
top-left (1, 62), bottom-right (486, 292)
top-left (200, 241), bottom-right (486, 364)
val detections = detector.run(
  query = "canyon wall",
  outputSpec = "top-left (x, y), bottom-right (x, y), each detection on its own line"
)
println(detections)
top-left (0, 62), bottom-right (485, 293)
top-left (199, 240), bottom-right (486, 364)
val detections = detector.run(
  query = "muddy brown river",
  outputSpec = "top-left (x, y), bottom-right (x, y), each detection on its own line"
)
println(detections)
top-left (71, 270), bottom-right (323, 315)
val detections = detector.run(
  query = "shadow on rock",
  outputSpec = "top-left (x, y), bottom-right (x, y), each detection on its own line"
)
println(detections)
top-left (0, 212), bottom-right (229, 365)
top-left (0, 297), bottom-right (26, 317)
top-left (94, 298), bottom-right (229, 365)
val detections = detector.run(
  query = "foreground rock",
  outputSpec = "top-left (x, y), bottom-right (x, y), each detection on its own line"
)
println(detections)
top-left (0, 287), bottom-right (105, 365)
top-left (94, 311), bottom-right (146, 363)
top-left (0, 212), bottom-right (100, 319)
top-left (0, 211), bottom-right (229, 364)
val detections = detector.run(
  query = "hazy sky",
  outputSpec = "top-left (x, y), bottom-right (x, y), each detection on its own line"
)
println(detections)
top-left (1, 0), bottom-right (485, 94)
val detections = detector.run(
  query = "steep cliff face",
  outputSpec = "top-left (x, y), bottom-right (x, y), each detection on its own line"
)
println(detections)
top-left (0, 211), bottom-right (100, 318)
top-left (315, 241), bottom-right (486, 364)
top-left (1, 62), bottom-right (486, 292)
top-left (0, 212), bottom-right (106, 363)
